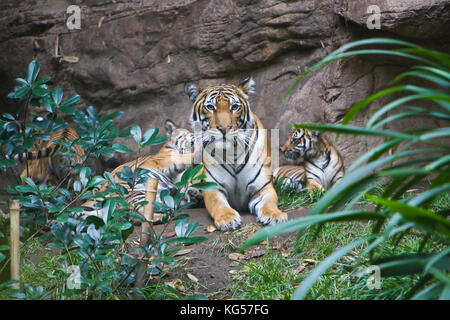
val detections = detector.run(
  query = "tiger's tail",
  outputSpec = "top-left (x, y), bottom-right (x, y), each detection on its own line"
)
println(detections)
top-left (6, 146), bottom-right (55, 162)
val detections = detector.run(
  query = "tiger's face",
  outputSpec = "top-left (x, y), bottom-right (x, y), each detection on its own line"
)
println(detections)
top-left (186, 78), bottom-right (255, 150)
top-left (280, 128), bottom-right (320, 161)
top-left (165, 120), bottom-right (195, 154)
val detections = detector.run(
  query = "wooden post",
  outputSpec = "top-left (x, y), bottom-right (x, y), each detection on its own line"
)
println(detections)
top-left (133, 178), bottom-right (158, 299)
top-left (10, 200), bottom-right (20, 289)
top-left (140, 178), bottom-right (159, 249)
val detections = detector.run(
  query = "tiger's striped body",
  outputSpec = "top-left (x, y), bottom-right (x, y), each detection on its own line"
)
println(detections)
top-left (82, 120), bottom-right (200, 218)
top-left (17, 127), bottom-right (84, 187)
top-left (186, 78), bottom-right (287, 231)
top-left (273, 165), bottom-right (306, 191)
top-left (277, 129), bottom-right (345, 191)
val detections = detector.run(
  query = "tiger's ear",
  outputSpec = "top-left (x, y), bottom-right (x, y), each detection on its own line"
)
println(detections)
top-left (185, 84), bottom-right (201, 102)
top-left (238, 77), bottom-right (256, 95)
top-left (165, 120), bottom-right (177, 136)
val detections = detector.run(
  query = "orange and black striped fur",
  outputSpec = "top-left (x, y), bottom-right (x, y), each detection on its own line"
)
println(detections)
top-left (276, 129), bottom-right (345, 191)
top-left (273, 165), bottom-right (306, 191)
top-left (186, 77), bottom-right (287, 231)
top-left (15, 127), bottom-right (84, 187)
top-left (81, 120), bottom-right (200, 218)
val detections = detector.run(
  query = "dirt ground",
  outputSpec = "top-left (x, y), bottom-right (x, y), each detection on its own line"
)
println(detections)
top-left (129, 207), bottom-right (310, 299)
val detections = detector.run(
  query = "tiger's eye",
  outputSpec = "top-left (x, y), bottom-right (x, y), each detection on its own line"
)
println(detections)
top-left (231, 104), bottom-right (240, 112)
top-left (205, 104), bottom-right (215, 112)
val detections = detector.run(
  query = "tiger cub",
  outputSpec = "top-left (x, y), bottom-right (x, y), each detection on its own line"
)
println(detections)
top-left (276, 128), bottom-right (345, 191)
top-left (14, 126), bottom-right (84, 187)
top-left (81, 120), bottom-right (201, 218)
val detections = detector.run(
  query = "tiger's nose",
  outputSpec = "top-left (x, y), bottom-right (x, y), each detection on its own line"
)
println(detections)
top-left (217, 125), bottom-right (231, 136)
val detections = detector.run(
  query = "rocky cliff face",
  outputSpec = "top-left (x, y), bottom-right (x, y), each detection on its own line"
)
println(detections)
top-left (1, 0), bottom-right (449, 167)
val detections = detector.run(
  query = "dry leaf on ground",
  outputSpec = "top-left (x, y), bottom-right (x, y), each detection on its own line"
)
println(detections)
top-left (173, 249), bottom-right (192, 257)
top-left (205, 225), bottom-right (217, 233)
top-left (187, 273), bottom-right (199, 282)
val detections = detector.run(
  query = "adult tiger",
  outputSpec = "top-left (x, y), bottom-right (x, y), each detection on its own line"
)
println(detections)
top-left (186, 77), bottom-right (287, 231)
top-left (276, 128), bottom-right (345, 191)
top-left (81, 120), bottom-right (201, 218)
top-left (14, 125), bottom-right (84, 187)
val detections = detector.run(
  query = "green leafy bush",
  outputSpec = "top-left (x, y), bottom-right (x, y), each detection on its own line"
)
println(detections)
top-left (0, 60), bottom-right (211, 299)
top-left (243, 38), bottom-right (450, 300)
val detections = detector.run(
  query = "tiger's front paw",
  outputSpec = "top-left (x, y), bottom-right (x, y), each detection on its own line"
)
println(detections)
top-left (257, 207), bottom-right (288, 225)
top-left (214, 208), bottom-right (242, 232)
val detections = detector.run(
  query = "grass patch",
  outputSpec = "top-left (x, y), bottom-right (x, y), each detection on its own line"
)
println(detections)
top-left (295, 221), bottom-right (446, 300)
top-left (228, 247), bottom-right (299, 300)
top-left (228, 183), bottom-right (449, 300)
top-left (275, 183), bottom-right (324, 210)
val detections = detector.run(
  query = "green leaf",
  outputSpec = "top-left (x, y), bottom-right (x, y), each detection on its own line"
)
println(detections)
top-left (60, 94), bottom-right (80, 109)
top-left (190, 182), bottom-right (218, 190)
top-left (186, 221), bottom-right (200, 237)
top-left (112, 143), bottom-right (134, 153)
top-left (86, 215), bottom-right (105, 228)
top-left (23, 136), bottom-right (34, 149)
top-left (0, 159), bottom-right (16, 170)
top-left (80, 167), bottom-right (91, 187)
top-left (15, 78), bottom-right (28, 86)
top-left (87, 224), bottom-right (101, 242)
top-left (342, 86), bottom-right (406, 127)
top-left (73, 180), bottom-right (82, 192)
top-left (59, 104), bottom-right (76, 115)
top-left (26, 60), bottom-right (40, 83)
top-left (23, 177), bottom-right (38, 190)
top-left (168, 236), bottom-right (208, 245)
top-left (87, 176), bottom-right (106, 189)
top-left (141, 128), bottom-right (158, 146)
top-left (179, 167), bottom-right (193, 187)
top-left (31, 85), bottom-right (49, 97)
top-left (366, 195), bottom-right (450, 237)
top-left (35, 76), bottom-right (51, 85)
top-left (142, 135), bottom-right (168, 147)
top-left (130, 125), bottom-right (142, 144)
top-left (2, 113), bottom-right (15, 120)
top-left (175, 218), bottom-right (188, 237)
top-left (13, 85), bottom-right (30, 98)
top-left (52, 87), bottom-right (63, 105)
top-left (118, 128), bottom-right (131, 138)
top-left (101, 198), bottom-right (115, 225)
top-left (190, 165), bottom-right (204, 181)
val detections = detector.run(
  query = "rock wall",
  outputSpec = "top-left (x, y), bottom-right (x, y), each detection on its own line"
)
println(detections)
top-left (0, 0), bottom-right (449, 168)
